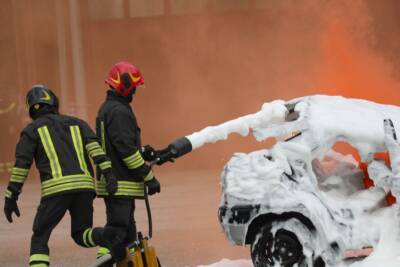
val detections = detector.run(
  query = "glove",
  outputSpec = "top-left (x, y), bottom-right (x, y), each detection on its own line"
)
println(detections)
top-left (145, 177), bottom-right (160, 195)
top-left (141, 145), bottom-right (158, 161)
top-left (104, 170), bottom-right (118, 195)
top-left (4, 198), bottom-right (20, 223)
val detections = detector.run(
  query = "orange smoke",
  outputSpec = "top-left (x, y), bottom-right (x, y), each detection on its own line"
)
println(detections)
top-left (316, 18), bottom-right (400, 104)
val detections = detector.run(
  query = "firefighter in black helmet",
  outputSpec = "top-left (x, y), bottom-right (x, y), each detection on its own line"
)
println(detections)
top-left (3, 85), bottom-right (126, 266)
top-left (95, 62), bottom-right (160, 264)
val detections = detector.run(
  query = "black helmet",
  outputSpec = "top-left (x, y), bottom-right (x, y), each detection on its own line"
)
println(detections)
top-left (26, 85), bottom-right (59, 118)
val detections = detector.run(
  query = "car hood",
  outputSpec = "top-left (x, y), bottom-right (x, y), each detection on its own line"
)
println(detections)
top-left (221, 141), bottom-right (318, 204)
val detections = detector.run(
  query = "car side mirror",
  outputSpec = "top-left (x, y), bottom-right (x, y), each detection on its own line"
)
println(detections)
top-left (285, 103), bottom-right (300, 121)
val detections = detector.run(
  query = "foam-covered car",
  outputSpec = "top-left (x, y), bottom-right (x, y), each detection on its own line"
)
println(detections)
top-left (218, 95), bottom-right (400, 267)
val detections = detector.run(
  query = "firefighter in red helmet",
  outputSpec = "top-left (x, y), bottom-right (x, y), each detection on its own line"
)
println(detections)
top-left (95, 62), bottom-right (160, 265)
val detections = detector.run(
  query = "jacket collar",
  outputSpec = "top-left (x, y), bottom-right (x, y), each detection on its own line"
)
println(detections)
top-left (106, 89), bottom-right (132, 105)
top-left (31, 106), bottom-right (59, 120)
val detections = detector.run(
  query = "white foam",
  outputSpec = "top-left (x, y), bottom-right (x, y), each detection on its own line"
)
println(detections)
top-left (187, 95), bottom-right (400, 266)
top-left (186, 100), bottom-right (287, 149)
top-left (197, 259), bottom-right (253, 267)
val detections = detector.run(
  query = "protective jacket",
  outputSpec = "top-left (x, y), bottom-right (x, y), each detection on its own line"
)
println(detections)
top-left (5, 113), bottom-right (112, 200)
top-left (96, 90), bottom-right (154, 198)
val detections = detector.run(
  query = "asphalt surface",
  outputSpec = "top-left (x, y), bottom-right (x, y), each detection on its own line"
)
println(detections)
top-left (0, 170), bottom-right (249, 267)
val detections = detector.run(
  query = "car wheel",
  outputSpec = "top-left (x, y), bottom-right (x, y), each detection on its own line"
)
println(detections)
top-left (251, 224), bottom-right (305, 267)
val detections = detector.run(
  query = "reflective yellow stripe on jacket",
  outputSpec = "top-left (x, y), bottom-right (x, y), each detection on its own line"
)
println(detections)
top-left (41, 175), bottom-right (94, 197)
top-left (38, 126), bottom-right (62, 178)
top-left (70, 126), bottom-right (90, 175)
top-left (100, 121), bottom-right (106, 152)
top-left (85, 141), bottom-right (111, 171)
top-left (123, 151), bottom-right (145, 169)
top-left (5, 189), bottom-right (12, 199)
top-left (99, 161), bottom-right (112, 170)
top-left (144, 170), bottom-right (154, 182)
top-left (96, 179), bottom-right (144, 197)
top-left (38, 126), bottom-right (94, 198)
top-left (86, 141), bottom-right (106, 158)
top-left (10, 167), bottom-right (29, 183)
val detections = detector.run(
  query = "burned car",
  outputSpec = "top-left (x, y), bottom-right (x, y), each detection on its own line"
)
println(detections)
top-left (217, 95), bottom-right (400, 267)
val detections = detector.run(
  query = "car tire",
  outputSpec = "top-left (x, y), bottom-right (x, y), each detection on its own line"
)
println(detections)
top-left (251, 223), bottom-right (306, 267)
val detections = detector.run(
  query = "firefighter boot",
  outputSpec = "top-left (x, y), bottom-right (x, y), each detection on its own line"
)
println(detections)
top-left (92, 227), bottom-right (127, 264)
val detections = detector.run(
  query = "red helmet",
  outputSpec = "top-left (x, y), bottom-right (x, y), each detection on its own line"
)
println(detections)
top-left (105, 62), bottom-right (144, 97)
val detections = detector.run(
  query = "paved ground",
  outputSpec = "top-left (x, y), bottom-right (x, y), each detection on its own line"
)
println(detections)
top-left (0, 170), bottom-right (249, 267)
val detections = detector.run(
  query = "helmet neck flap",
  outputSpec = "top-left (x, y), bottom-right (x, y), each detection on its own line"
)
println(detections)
top-left (26, 85), bottom-right (59, 119)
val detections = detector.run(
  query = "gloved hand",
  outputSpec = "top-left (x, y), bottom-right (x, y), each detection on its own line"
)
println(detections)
top-left (145, 178), bottom-right (160, 195)
top-left (104, 170), bottom-right (118, 195)
top-left (141, 145), bottom-right (159, 162)
top-left (4, 198), bottom-right (20, 223)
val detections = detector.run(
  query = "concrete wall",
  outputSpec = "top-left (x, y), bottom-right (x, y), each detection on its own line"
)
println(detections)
top-left (1, 0), bottom-right (400, 178)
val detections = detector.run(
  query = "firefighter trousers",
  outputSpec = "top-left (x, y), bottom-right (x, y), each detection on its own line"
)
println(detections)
top-left (106, 197), bottom-right (136, 244)
top-left (29, 192), bottom-right (96, 266)
top-left (97, 197), bottom-right (136, 266)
